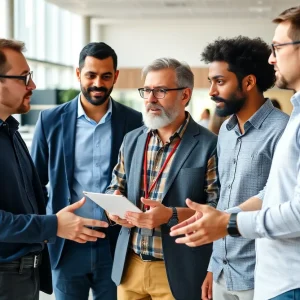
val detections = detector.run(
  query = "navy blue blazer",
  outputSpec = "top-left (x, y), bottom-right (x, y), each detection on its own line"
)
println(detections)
top-left (31, 96), bottom-right (143, 269)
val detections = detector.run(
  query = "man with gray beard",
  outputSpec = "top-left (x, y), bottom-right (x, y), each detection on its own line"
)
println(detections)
top-left (106, 58), bottom-right (219, 300)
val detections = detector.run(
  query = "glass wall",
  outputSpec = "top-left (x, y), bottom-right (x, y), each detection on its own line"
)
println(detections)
top-left (14, 0), bottom-right (83, 89)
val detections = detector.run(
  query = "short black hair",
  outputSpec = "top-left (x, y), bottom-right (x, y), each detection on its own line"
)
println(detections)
top-left (201, 36), bottom-right (275, 93)
top-left (79, 42), bottom-right (117, 71)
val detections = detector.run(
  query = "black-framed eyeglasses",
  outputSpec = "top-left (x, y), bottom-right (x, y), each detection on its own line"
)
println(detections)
top-left (0, 71), bottom-right (33, 86)
top-left (138, 87), bottom-right (186, 99)
top-left (271, 41), bottom-right (300, 57)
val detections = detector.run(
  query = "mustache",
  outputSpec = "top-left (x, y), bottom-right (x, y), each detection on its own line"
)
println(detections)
top-left (87, 86), bottom-right (108, 93)
top-left (211, 96), bottom-right (226, 103)
top-left (146, 103), bottom-right (163, 111)
top-left (24, 91), bottom-right (32, 98)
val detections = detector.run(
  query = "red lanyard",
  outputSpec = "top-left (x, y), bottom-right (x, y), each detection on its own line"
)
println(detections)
top-left (143, 133), bottom-right (181, 207)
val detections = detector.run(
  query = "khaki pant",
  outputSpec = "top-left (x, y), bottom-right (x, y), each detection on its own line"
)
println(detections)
top-left (118, 252), bottom-right (175, 300)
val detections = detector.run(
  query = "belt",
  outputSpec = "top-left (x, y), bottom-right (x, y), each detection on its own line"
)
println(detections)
top-left (0, 253), bottom-right (42, 274)
top-left (131, 250), bottom-right (163, 262)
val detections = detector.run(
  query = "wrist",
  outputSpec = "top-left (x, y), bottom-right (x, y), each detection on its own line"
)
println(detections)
top-left (165, 207), bottom-right (173, 223)
top-left (227, 213), bottom-right (241, 237)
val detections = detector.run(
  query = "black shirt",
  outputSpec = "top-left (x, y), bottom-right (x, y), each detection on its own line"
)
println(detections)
top-left (0, 116), bottom-right (57, 262)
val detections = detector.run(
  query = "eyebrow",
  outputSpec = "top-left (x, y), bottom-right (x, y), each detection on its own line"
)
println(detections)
top-left (143, 86), bottom-right (168, 89)
top-left (20, 70), bottom-right (30, 75)
top-left (208, 75), bottom-right (225, 80)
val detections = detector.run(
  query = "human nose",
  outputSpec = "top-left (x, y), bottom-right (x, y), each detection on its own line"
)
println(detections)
top-left (268, 51), bottom-right (276, 65)
top-left (26, 78), bottom-right (36, 91)
top-left (209, 84), bottom-right (218, 97)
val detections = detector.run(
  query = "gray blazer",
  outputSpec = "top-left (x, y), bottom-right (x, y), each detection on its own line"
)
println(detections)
top-left (111, 117), bottom-right (218, 300)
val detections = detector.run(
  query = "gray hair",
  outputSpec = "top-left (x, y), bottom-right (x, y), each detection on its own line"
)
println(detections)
top-left (142, 57), bottom-right (194, 91)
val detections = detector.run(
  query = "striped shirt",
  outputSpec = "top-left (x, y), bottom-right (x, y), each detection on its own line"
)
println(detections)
top-left (107, 113), bottom-right (219, 259)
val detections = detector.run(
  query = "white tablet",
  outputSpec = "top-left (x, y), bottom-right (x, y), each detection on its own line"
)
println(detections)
top-left (83, 191), bottom-right (142, 219)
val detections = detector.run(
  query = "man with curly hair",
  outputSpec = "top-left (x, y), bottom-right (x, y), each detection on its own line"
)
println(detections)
top-left (188, 36), bottom-right (289, 300)
top-left (170, 6), bottom-right (300, 300)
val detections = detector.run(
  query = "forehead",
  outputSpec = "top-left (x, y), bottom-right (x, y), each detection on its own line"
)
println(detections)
top-left (81, 56), bottom-right (114, 73)
top-left (273, 21), bottom-right (292, 43)
top-left (144, 68), bottom-right (177, 87)
top-left (2, 48), bottom-right (29, 74)
top-left (208, 61), bottom-right (233, 78)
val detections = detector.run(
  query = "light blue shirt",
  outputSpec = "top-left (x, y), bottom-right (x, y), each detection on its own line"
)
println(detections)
top-left (71, 95), bottom-right (112, 220)
top-left (209, 99), bottom-right (288, 291)
top-left (238, 91), bottom-right (300, 299)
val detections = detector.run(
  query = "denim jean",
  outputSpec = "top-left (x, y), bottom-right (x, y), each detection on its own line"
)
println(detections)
top-left (270, 289), bottom-right (300, 300)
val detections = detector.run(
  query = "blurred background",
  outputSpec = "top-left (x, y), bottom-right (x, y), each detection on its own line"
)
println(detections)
top-left (1, 0), bottom-right (299, 298)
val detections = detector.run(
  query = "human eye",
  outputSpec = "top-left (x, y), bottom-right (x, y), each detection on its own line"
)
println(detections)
top-left (86, 73), bottom-right (96, 79)
top-left (102, 74), bottom-right (112, 80)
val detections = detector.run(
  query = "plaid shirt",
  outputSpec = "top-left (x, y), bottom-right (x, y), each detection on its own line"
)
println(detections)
top-left (107, 113), bottom-right (219, 259)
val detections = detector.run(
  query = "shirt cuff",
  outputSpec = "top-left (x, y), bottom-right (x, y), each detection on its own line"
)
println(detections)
top-left (225, 206), bottom-right (243, 214)
top-left (237, 211), bottom-right (260, 239)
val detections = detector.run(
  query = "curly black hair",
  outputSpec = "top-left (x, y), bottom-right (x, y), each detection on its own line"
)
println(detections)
top-left (201, 36), bottom-right (275, 93)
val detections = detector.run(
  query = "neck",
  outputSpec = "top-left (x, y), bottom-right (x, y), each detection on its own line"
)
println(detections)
top-left (157, 112), bottom-right (186, 144)
top-left (236, 94), bottom-right (266, 134)
top-left (80, 95), bottom-right (109, 123)
top-left (0, 107), bottom-right (10, 122)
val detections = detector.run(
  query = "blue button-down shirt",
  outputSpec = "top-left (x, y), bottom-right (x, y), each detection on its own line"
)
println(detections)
top-left (71, 96), bottom-right (112, 220)
top-left (238, 92), bottom-right (300, 299)
top-left (208, 99), bottom-right (288, 291)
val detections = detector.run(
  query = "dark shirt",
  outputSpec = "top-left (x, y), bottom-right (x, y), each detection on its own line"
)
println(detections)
top-left (0, 116), bottom-right (57, 262)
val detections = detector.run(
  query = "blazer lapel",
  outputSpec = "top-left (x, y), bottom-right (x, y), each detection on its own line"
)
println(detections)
top-left (61, 99), bottom-right (78, 194)
top-left (110, 99), bottom-right (126, 175)
top-left (132, 130), bottom-right (148, 206)
top-left (162, 121), bottom-right (199, 200)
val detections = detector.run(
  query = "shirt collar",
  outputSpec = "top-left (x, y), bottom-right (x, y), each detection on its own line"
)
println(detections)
top-left (148, 111), bottom-right (191, 142)
top-left (291, 91), bottom-right (300, 107)
top-left (77, 94), bottom-right (112, 123)
top-left (226, 98), bottom-right (274, 131)
top-left (0, 115), bottom-right (19, 130)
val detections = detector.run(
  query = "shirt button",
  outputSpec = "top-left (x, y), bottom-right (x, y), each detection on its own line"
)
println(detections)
top-left (233, 159), bottom-right (236, 164)
top-left (44, 240), bottom-right (48, 243)
top-left (228, 184), bottom-right (231, 189)
top-left (96, 143), bottom-right (99, 147)
top-left (223, 260), bottom-right (228, 264)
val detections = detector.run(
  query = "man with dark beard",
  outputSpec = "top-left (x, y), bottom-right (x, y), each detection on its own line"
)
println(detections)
top-left (105, 58), bottom-right (219, 300)
top-left (31, 42), bottom-right (143, 300)
top-left (199, 36), bottom-right (289, 300)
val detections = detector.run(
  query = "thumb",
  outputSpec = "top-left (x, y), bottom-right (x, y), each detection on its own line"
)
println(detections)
top-left (114, 190), bottom-right (122, 196)
top-left (186, 198), bottom-right (205, 212)
top-left (60, 197), bottom-right (86, 213)
top-left (141, 197), bottom-right (159, 207)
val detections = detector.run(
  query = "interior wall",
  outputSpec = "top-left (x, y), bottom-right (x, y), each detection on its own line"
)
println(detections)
top-left (98, 19), bottom-right (277, 68)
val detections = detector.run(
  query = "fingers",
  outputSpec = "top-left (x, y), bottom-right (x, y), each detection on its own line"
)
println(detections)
top-left (110, 215), bottom-right (134, 228)
top-left (60, 198), bottom-right (86, 213)
top-left (82, 218), bottom-right (109, 228)
top-left (170, 214), bottom-right (198, 231)
top-left (140, 197), bottom-right (158, 207)
top-left (114, 190), bottom-right (122, 195)
top-left (170, 219), bottom-right (202, 237)
top-left (185, 198), bottom-right (204, 211)
top-left (81, 227), bottom-right (106, 239)
top-left (174, 230), bottom-right (209, 247)
top-left (201, 282), bottom-right (209, 300)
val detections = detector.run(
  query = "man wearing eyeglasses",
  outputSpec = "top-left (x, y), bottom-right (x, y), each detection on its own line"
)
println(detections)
top-left (170, 6), bottom-right (300, 300)
top-left (0, 39), bottom-right (111, 300)
top-left (106, 58), bottom-right (219, 300)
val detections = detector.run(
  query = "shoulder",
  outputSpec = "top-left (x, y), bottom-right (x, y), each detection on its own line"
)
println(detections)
top-left (266, 108), bottom-right (289, 130)
top-left (112, 99), bottom-right (142, 118)
top-left (40, 97), bottom-right (77, 120)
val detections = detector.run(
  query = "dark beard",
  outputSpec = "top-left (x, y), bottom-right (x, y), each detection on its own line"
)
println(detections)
top-left (81, 85), bottom-right (113, 106)
top-left (211, 92), bottom-right (247, 117)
